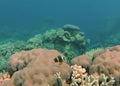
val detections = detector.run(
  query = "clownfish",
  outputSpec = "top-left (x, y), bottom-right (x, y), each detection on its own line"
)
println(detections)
top-left (54, 55), bottom-right (65, 65)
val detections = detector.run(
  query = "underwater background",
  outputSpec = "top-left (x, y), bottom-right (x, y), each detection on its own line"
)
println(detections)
top-left (0, 0), bottom-right (120, 48)
top-left (0, 1), bottom-right (120, 86)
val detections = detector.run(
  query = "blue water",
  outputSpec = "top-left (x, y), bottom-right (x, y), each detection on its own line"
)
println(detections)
top-left (0, 0), bottom-right (120, 47)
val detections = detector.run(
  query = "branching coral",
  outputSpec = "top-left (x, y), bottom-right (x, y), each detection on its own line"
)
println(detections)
top-left (89, 46), bottom-right (120, 86)
top-left (71, 65), bottom-right (87, 79)
top-left (68, 64), bottom-right (115, 86)
top-left (52, 65), bottom-right (115, 86)
top-left (71, 55), bottom-right (92, 71)
top-left (54, 72), bottom-right (63, 86)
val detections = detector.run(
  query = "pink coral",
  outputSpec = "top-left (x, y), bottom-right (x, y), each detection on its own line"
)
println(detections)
top-left (90, 46), bottom-right (120, 85)
top-left (4, 48), bottom-right (71, 86)
top-left (71, 45), bottom-right (120, 86)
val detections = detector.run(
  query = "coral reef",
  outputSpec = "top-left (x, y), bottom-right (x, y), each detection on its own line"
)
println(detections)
top-left (0, 41), bottom-right (26, 71)
top-left (71, 45), bottom-right (120, 86)
top-left (54, 72), bottom-right (63, 86)
top-left (0, 24), bottom-right (120, 86)
top-left (0, 72), bottom-right (11, 84)
top-left (5, 48), bottom-right (71, 86)
top-left (0, 46), bottom-right (118, 86)
top-left (27, 24), bottom-right (90, 63)
top-left (85, 48), bottom-right (105, 60)
top-left (90, 45), bottom-right (120, 85)
top-left (67, 65), bottom-right (115, 86)
top-left (26, 34), bottom-right (43, 49)
top-left (0, 24), bottom-right (89, 71)
top-left (71, 55), bottom-right (92, 72)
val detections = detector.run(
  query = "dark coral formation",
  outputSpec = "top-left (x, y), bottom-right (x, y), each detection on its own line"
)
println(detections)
top-left (28, 24), bottom-right (90, 63)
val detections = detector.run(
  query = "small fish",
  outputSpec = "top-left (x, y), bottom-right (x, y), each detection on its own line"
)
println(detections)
top-left (54, 55), bottom-right (65, 65)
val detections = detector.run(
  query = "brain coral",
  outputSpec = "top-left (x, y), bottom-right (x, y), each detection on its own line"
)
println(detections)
top-left (5, 48), bottom-right (71, 86)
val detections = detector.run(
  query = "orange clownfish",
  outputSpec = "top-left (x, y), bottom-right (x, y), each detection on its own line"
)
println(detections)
top-left (54, 55), bottom-right (65, 65)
